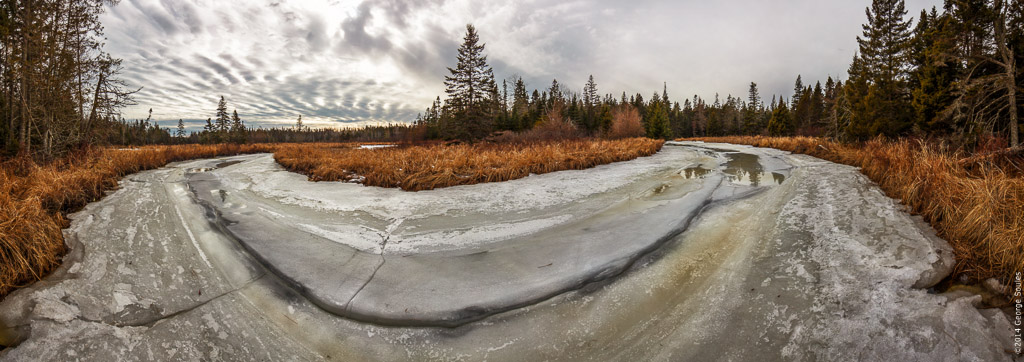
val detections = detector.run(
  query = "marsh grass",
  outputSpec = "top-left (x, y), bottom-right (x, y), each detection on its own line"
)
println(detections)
top-left (687, 136), bottom-right (1023, 289)
top-left (274, 138), bottom-right (665, 191)
top-left (0, 143), bottom-right (278, 297)
top-left (1, 138), bottom-right (663, 298)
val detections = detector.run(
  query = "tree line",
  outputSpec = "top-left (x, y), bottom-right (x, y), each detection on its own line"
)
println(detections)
top-left (101, 98), bottom-right (414, 146)
top-left (0, 0), bottom-right (138, 158)
top-left (1, 0), bottom-right (1020, 158)
top-left (422, 0), bottom-right (1022, 149)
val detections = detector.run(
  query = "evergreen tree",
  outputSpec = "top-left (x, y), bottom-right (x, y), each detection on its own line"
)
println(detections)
top-left (203, 118), bottom-right (217, 143)
top-left (910, 7), bottom-right (959, 134)
top-left (792, 75), bottom-right (804, 107)
top-left (549, 79), bottom-right (563, 105)
top-left (512, 77), bottom-right (529, 130)
top-left (768, 103), bottom-right (794, 136)
top-left (743, 82), bottom-right (762, 134)
top-left (230, 110), bottom-right (246, 144)
top-left (443, 24), bottom-right (497, 140)
top-left (583, 75), bottom-right (598, 108)
top-left (645, 99), bottom-right (672, 139)
top-left (176, 119), bottom-right (186, 138)
top-left (846, 0), bottom-right (915, 139)
top-left (215, 96), bottom-right (230, 135)
top-left (295, 115), bottom-right (303, 131)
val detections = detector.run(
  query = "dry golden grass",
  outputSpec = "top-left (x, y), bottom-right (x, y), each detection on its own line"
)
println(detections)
top-left (0, 143), bottom-right (280, 298)
top-left (1, 138), bottom-right (663, 298)
top-left (274, 138), bottom-right (665, 191)
top-left (685, 136), bottom-right (1023, 289)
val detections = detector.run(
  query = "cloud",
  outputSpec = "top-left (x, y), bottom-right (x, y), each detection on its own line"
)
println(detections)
top-left (101, 0), bottom-right (944, 129)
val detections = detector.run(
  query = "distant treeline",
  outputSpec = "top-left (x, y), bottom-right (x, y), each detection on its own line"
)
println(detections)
top-left (419, 0), bottom-right (1023, 149)
top-left (101, 113), bottom-right (413, 147)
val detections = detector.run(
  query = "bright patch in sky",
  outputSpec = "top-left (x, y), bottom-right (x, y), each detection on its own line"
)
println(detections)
top-left (102, 0), bottom-right (942, 130)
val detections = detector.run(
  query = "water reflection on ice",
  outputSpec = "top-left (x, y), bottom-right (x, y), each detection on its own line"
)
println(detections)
top-left (681, 151), bottom-right (786, 187)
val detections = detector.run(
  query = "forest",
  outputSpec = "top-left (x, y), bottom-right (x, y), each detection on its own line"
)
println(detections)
top-left (415, 0), bottom-right (1023, 150)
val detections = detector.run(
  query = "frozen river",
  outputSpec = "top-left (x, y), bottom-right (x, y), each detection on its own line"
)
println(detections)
top-left (0, 142), bottom-right (1014, 361)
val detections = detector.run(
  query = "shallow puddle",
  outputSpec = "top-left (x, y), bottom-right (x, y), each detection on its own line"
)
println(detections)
top-left (682, 166), bottom-right (712, 179)
top-left (723, 152), bottom-right (785, 186)
top-left (680, 151), bottom-right (786, 187)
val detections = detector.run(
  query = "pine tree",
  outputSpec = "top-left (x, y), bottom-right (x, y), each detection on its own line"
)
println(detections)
top-left (792, 75), bottom-right (804, 107)
top-left (583, 75), bottom-right (599, 132)
top-left (215, 96), bottom-right (230, 136)
top-left (549, 79), bottom-right (562, 105)
top-left (645, 99), bottom-right (672, 139)
top-left (176, 119), bottom-right (185, 138)
top-left (203, 118), bottom-right (217, 144)
top-left (443, 24), bottom-right (496, 140)
top-left (295, 115), bottom-right (303, 131)
top-left (743, 82), bottom-right (762, 135)
top-left (230, 110), bottom-right (245, 144)
top-left (512, 77), bottom-right (529, 130)
top-left (859, 0), bottom-right (913, 82)
top-left (910, 7), bottom-right (959, 134)
top-left (768, 103), bottom-right (794, 136)
top-left (846, 0), bottom-right (915, 139)
top-left (583, 75), bottom-right (598, 108)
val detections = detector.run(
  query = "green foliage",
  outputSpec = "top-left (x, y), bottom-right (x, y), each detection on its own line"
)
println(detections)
top-left (767, 104), bottom-right (794, 136)
top-left (442, 24), bottom-right (498, 140)
top-left (645, 100), bottom-right (673, 139)
top-left (844, 0), bottom-right (915, 140)
top-left (910, 9), bottom-right (959, 134)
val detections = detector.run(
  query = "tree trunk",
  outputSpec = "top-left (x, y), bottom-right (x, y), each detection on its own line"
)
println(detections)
top-left (1009, 58), bottom-right (1019, 148)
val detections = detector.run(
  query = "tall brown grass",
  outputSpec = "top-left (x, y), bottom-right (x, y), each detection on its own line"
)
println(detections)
top-left (2, 139), bottom-right (664, 299)
top-left (274, 138), bottom-right (665, 191)
top-left (0, 143), bottom-right (278, 298)
top-left (686, 136), bottom-right (1023, 289)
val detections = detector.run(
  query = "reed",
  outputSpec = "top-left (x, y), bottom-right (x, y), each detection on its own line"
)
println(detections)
top-left (686, 136), bottom-right (1023, 289)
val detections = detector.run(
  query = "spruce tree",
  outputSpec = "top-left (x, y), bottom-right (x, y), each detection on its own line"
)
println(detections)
top-left (768, 103), bottom-right (794, 136)
top-left (743, 82), bottom-right (762, 135)
top-left (176, 119), bottom-right (185, 138)
top-left (583, 75), bottom-right (599, 132)
top-left (230, 110), bottom-right (245, 144)
top-left (646, 99), bottom-right (672, 139)
top-left (910, 7), bottom-right (959, 134)
top-left (215, 96), bottom-right (230, 136)
top-left (443, 24), bottom-right (496, 140)
top-left (792, 75), bottom-right (804, 107)
top-left (846, 0), bottom-right (915, 139)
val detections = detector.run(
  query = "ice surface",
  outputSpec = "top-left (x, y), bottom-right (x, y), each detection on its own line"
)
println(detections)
top-left (0, 142), bottom-right (1013, 361)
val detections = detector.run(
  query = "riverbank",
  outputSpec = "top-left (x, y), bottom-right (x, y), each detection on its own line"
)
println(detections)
top-left (0, 138), bottom-right (663, 300)
top-left (0, 142), bottom-right (1011, 360)
top-left (683, 136), bottom-right (1023, 293)
top-left (274, 138), bottom-right (664, 191)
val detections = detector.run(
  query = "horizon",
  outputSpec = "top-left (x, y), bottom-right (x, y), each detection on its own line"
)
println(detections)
top-left (104, 0), bottom-right (942, 130)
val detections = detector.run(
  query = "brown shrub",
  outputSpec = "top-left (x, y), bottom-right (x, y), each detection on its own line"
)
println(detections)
top-left (683, 135), bottom-right (1024, 290)
top-left (608, 104), bottom-right (645, 139)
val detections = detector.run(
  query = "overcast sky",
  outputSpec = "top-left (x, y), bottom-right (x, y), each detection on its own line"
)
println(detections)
top-left (102, 0), bottom-right (943, 130)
